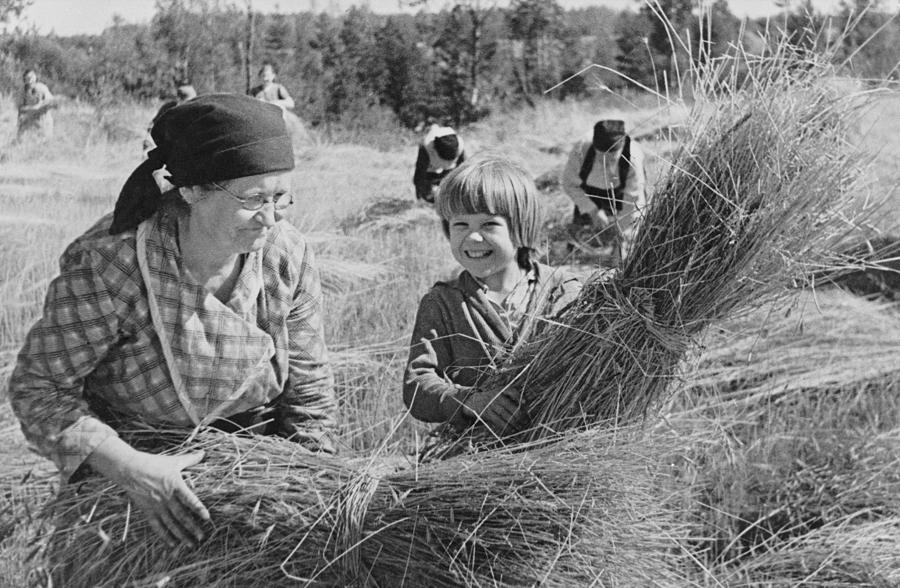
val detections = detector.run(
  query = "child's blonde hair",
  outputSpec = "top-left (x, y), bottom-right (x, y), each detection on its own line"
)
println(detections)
top-left (436, 156), bottom-right (544, 269)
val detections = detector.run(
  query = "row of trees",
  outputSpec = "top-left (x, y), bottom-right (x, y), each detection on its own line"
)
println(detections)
top-left (1, 0), bottom-right (898, 129)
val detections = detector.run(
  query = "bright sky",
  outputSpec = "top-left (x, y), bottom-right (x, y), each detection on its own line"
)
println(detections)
top-left (20, 0), bottom-right (881, 37)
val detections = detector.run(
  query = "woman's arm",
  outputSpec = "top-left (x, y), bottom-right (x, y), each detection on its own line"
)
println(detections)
top-left (561, 141), bottom-right (598, 215)
top-left (275, 84), bottom-right (295, 110)
top-left (9, 239), bottom-right (210, 546)
top-left (277, 241), bottom-right (338, 452)
top-left (19, 83), bottom-right (54, 113)
top-left (86, 436), bottom-right (209, 548)
top-left (9, 244), bottom-right (124, 478)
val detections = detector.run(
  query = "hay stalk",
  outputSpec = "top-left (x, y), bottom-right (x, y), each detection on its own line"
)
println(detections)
top-left (44, 426), bottom-right (690, 587)
top-left (469, 47), bottom-right (871, 444)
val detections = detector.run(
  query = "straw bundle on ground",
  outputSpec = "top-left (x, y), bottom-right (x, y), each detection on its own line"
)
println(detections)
top-left (684, 424), bottom-right (900, 565)
top-left (338, 197), bottom-right (438, 234)
top-left (44, 426), bottom-right (690, 587)
top-left (467, 47), bottom-right (869, 444)
top-left (316, 256), bottom-right (391, 295)
top-left (820, 235), bottom-right (900, 301)
top-left (658, 291), bottom-right (900, 572)
top-left (685, 289), bottom-right (900, 408)
top-left (721, 517), bottom-right (900, 587)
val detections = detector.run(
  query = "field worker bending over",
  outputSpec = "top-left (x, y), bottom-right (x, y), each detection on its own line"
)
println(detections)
top-left (404, 157), bottom-right (581, 436)
top-left (413, 124), bottom-right (466, 203)
top-left (9, 95), bottom-right (337, 551)
top-left (17, 68), bottom-right (55, 140)
top-left (249, 63), bottom-right (295, 111)
top-left (142, 83), bottom-right (197, 155)
top-left (562, 119), bottom-right (646, 263)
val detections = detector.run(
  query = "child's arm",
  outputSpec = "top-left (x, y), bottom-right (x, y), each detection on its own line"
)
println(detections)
top-left (403, 293), bottom-right (473, 428)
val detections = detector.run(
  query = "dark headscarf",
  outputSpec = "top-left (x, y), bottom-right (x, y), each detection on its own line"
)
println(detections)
top-left (592, 119), bottom-right (626, 152)
top-left (433, 133), bottom-right (460, 161)
top-left (109, 93), bottom-right (295, 235)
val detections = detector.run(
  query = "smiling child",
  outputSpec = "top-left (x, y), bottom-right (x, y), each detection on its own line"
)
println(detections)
top-left (403, 156), bottom-right (581, 436)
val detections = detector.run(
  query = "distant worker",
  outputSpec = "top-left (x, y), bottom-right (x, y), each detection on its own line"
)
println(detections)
top-left (561, 119), bottom-right (646, 263)
top-left (413, 124), bottom-right (466, 203)
top-left (17, 69), bottom-right (55, 140)
top-left (249, 63), bottom-right (295, 111)
top-left (153, 84), bottom-right (197, 125)
top-left (143, 83), bottom-right (198, 155)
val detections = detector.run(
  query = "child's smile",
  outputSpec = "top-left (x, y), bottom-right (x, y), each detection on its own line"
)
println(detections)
top-left (448, 213), bottom-right (521, 290)
top-left (464, 249), bottom-right (492, 259)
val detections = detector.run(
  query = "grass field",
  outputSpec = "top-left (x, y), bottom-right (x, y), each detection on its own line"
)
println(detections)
top-left (1, 81), bottom-right (899, 586)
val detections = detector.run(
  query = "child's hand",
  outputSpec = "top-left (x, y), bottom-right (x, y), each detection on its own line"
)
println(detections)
top-left (462, 387), bottom-right (528, 437)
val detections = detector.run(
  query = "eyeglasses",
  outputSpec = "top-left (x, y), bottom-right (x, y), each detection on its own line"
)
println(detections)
top-left (211, 181), bottom-right (294, 211)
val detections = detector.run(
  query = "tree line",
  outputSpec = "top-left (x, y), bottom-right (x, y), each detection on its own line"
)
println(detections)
top-left (1, 0), bottom-right (897, 129)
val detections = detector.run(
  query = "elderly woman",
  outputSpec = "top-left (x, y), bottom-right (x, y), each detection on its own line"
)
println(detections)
top-left (9, 94), bottom-right (336, 548)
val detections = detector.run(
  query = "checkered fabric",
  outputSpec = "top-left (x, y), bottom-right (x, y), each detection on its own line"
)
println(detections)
top-left (9, 212), bottom-right (336, 479)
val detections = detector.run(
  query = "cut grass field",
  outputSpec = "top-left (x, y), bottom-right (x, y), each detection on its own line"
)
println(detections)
top-left (0, 75), bottom-right (899, 586)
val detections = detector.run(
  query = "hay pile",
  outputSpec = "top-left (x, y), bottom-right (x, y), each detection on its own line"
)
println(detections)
top-left (469, 47), bottom-right (869, 443)
top-left (821, 235), bottom-right (900, 300)
top-left (726, 517), bottom-right (900, 586)
top-left (338, 197), bottom-right (438, 234)
top-left (44, 427), bottom-right (689, 587)
top-left (686, 289), bottom-right (900, 407)
top-left (665, 290), bottom-right (900, 580)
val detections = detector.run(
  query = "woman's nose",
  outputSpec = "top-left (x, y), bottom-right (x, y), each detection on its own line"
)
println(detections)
top-left (254, 204), bottom-right (279, 227)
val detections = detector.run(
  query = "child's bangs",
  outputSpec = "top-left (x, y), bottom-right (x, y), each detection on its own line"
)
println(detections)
top-left (438, 162), bottom-right (517, 219)
top-left (436, 157), bottom-right (544, 253)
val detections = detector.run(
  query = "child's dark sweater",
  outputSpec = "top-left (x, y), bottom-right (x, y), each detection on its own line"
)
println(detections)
top-left (403, 263), bottom-right (581, 428)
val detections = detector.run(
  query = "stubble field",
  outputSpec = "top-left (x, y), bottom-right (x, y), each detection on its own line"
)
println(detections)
top-left (1, 84), bottom-right (899, 585)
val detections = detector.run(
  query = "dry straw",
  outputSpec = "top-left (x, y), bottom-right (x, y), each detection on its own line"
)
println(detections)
top-left (29, 30), bottom-right (882, 588)
top-left (463, 43), bottom-right (871, 445)
top-left (685, 289), bottom-right (900, 409)
top-left (43, 426), bottom-right (690, 587)
top-left (721, 517), bottom-right (900, 587)
top-left (665, 290), bottom-right (900, 575)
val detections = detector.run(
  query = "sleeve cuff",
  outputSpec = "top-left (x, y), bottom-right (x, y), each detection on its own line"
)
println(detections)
top-left (53, 416), bottom-right (119, 481)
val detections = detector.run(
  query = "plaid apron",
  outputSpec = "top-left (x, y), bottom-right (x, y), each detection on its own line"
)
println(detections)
top-left (136, 217), bottom-right (281, 426)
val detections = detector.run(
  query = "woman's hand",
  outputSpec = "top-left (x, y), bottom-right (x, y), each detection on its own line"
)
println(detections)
top-left (462, 387), bottom-right (528, 437)
top-left (86, 436), bottom-right (210, 548)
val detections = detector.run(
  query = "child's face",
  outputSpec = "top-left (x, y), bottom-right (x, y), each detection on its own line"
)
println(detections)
top-left (447, 213), bottom-right (519, 285)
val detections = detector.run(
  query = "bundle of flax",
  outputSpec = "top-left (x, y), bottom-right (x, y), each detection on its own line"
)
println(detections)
top-left (723, 516), bottom-right (900, 586)
top-left (472, 48), bottom-right (868, 443)
top-left (684, 289), bottom-right (900, 408)
top-left (44, 426), bottom-right (689, 587)
top-left (667, 291), bottom-right (900, 571)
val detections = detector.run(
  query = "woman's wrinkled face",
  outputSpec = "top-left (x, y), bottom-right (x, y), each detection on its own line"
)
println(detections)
top-left (180, 170), bottom-right (293, 256)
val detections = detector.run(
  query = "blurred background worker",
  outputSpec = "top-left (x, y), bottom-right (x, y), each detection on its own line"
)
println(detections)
top-left (249, 63), bottom-right (295, 111)
top-left (561, 119), bottom-right (646, 264)
top-left (17, 68), bottom-right (55, 140)
top-left (143, 83), bottom-right (197, 155)
top-left (413, 123), bottom-right (466, 203)
top-left (154, 83), bottom-right (197, 123)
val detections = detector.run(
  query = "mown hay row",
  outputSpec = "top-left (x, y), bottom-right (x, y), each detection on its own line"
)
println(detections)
top-left (687, 289), bottom-right (900, 407)
top-left (721, 517), bottom-right (900, 587)
top-left (44, 427), bottom-right (691, 587)
top-left (665, 290), bottom-right (900, 574)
